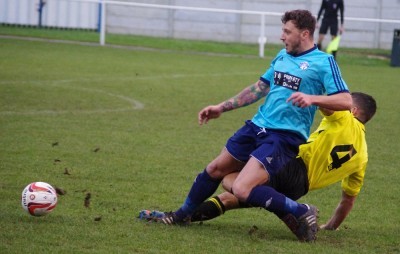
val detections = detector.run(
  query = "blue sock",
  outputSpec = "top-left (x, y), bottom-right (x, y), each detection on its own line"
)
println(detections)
top-left (246, 185), bottom-right (308, 218)
top-left (283, 196), bottom-right (308, 218)
top-left (175, 169), bottom-right (221, 219)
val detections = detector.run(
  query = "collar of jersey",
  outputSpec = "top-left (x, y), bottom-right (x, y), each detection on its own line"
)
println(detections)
top-left (288, 44), bottom-right (318, 57)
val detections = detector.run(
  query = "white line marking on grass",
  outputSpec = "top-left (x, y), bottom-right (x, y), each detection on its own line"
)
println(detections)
top-left (0, 81), bottom-right (144, 116)
top-left (0, 71), bottom-right (258, 86)
top-left (0, 71), bottom-right (257, 116)
top-left (0, 108), bottom-right (134, 116)
top-left (65, 86), bottom-right (145, 110)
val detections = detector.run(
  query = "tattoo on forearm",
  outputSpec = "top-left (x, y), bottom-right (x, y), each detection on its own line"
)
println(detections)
top-left (221, 81), bottom-right (269, 112)
top-left (222, 101), bottom-right (234, 112)
top-left (258, 81), bottom-right (270, 93)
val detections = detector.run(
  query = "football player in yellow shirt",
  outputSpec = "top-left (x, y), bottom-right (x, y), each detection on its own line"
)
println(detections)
top-left (140, 92), bottom-right (376, 234)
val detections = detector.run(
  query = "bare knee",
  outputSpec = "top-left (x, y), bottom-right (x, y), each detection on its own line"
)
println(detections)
top-left (221, 172), bottom-right (239, 192)
top-left (230, 160), bottom-right (269, 202)
top-left (231, 181), bottom-right (250, 203)
top-left (206, 161), bottom-right (228, 179)
top-left (206, 151), bottom-right (244, 179)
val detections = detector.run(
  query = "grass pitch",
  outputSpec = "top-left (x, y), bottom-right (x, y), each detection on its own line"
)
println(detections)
top-left (0, 28), bottom-right (400, 253)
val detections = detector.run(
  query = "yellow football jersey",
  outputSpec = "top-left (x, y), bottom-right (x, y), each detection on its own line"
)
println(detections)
top-left (299, 110), bottom-right (368, 196)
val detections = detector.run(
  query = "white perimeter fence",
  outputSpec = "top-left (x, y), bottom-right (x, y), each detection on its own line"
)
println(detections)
top-left (1, 0), bottom-right (400, 57)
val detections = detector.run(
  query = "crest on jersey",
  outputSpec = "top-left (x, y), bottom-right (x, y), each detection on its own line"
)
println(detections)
top-left (299, 62), bottom-right (309, 70)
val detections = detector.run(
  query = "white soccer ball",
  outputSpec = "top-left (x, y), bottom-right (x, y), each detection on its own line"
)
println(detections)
top-left (21, 182), bottom-right (58, 216)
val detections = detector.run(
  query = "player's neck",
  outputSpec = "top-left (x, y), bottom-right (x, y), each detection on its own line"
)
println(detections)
top-left (296, 42), bottom-right (316, 55)
top-left (302, 41), bottom-right (316, 52)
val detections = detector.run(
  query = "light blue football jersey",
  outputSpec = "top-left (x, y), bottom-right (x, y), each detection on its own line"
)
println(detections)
top-left (252, 45), bottom-right (349, 140)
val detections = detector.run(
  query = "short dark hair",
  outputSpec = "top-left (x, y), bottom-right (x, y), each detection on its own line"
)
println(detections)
top-left (281, 10), bottom-right (316, 36)
top-left (351, 92), bottom-right (377, 124)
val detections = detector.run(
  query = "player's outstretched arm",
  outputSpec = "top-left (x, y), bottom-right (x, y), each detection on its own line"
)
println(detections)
top-left (320, 191), bottom-right (356, 230)
top-left (198, 80), bottom-right (270, 125)
top-left (318, 107), bottom-right (334, 116)
top-left (287, 92), bottom-right (352, 110)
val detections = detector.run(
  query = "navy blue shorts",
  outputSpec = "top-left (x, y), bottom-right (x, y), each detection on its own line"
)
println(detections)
top-left (225, 120), bottom-right (305, 177)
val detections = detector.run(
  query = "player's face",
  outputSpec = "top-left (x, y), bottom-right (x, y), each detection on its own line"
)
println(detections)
top-left (280, 21), bottom-right (303, 55)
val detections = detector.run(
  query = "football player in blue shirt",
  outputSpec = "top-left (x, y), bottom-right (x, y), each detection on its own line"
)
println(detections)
top-left (150, 9), bottom-right (352, 242)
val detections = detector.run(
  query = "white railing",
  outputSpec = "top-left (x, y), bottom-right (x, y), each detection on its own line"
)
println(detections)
top-left (81, 0), bottom-right (400, 57)
top-left (3, 0), bottom-right (400, 56)
top-left (69, 0), bottom-right (285, 57)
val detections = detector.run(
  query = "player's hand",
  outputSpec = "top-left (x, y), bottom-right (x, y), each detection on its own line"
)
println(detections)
top-left (319, 224), bottom-right (338, 231)
top-left (286, 92), bottom-right (313, 108)
top-left (198, 105), bottom-right (223, 125)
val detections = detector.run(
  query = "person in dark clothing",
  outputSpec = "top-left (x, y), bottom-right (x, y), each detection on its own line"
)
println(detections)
top-left (316, 0), bottom-right (344, 60)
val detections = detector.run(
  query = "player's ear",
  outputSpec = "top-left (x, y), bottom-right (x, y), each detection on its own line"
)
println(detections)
top-left (351, 106), bottom-right (359, 116)
top-left (301, 29), bottom-right (310, 39)
top-left (300, 30), bottom-right (312, 43)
